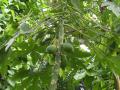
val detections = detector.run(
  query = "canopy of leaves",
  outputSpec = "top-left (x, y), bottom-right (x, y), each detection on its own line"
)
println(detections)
top-left (0, 0), bottom-right (120, 90)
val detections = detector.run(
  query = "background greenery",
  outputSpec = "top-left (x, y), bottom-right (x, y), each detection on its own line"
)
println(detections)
top-left (0, 0), bottom-right (120, 90)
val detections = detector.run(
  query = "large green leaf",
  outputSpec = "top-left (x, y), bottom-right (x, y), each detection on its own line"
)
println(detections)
top-left (107, 56), bottom-right (120, 75)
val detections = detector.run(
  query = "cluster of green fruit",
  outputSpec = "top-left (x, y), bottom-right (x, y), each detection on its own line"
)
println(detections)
top-left (46, 43), bottom-right (74, 54)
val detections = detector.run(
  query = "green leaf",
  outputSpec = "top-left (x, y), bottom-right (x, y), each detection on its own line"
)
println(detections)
top-left (71, 0), bottom-right (83, 10)
top-left (74, 70), bottom-right (86, 80)
top-left (107, 56), bottom-right (120, 75)
top-left (70, 47), bottom-right (91, 58)
top-left (30, 51), bottom-right (41, 64)
top-left (12, 68), bottom-right (30, 80)
top-left (0, 47), bottom-right (11, 75)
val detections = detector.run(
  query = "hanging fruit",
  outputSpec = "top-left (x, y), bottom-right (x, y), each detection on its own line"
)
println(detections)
top-left (46, 45), bottom-right (57, 54)
top-left (62, 43), bottom-right (74, 52)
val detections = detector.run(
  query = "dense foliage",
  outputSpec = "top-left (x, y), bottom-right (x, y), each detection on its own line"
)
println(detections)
top-left (0, 0), bottom-right (120, 90)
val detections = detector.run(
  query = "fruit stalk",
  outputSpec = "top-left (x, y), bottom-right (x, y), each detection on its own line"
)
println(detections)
top-left (49, 19), bottom-right (64, 90)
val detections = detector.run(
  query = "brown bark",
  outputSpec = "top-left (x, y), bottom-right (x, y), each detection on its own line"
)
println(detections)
top-left (114, 74), bottom-right (120, 90)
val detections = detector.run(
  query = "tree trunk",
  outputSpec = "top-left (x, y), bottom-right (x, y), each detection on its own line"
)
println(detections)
top-left (49, 19), bottom-right (64, 90)
top-left (114, 74), bottom-right (120, 90)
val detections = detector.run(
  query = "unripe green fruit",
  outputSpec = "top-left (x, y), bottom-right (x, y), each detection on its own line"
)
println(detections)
top-left (46, 45), bottom-right (57, 54)
top-left (62, 43), bottom-right (74, 52)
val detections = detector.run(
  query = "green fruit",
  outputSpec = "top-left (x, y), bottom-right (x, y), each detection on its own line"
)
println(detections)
top-left (46, 45), bottom-right (57, 54)
top-left (62, 43), bottom-right (74, 52)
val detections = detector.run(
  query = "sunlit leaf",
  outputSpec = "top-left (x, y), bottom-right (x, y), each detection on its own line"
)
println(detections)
top-left (101, 1), bottom-right (120, 17)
